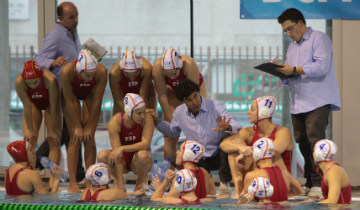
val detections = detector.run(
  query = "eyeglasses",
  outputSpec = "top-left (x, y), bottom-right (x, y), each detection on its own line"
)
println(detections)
top-left (283, 22), bottom-right (298, 34)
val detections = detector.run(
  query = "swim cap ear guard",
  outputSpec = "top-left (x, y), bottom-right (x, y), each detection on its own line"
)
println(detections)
top-left (119, 50), bottom-right (143, 72)
top-left (252, 138), bottom-right (274, 163)
top-left (76, 49), bottom-right (98, 73)
top-left (248, 177), bottom-right (274, 199)
top-left (174, 169), bottom-right (197, 193)
top-left (124, 93), bottom-right (145, 120)
top-left (22, 60), bottom-right (43, 80)
top-left (161, 48), bottom-right (183, 71)
top-left (182, 140), bottom-right (205, 164)
top-left (7, 140), bottom-right (29, 163)
top-left (85, 163), bottom-right (111, 186)
top-left (313, 139), bottom-right (337, 164)
top-left (255, 96), bottom-right (276, 122)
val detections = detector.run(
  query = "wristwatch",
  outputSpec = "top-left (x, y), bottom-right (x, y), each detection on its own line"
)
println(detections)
top-left (292, 66), bottom-right (298, 76)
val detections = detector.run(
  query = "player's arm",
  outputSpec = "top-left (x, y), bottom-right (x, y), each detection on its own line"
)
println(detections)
top-left (109, 63), bottom-right (125, 114)
top-left (152, 58), bottom-right (172, 121)
top-left (84, 64), bottom-right (107, 132)
top-left (139, 57), bottom-right (152, 104)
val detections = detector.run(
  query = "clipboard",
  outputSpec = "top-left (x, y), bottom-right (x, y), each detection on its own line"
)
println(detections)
top-left (82, 38), bottom-right (108, 62)
top-left (254, 62), bottom-right (295, 80)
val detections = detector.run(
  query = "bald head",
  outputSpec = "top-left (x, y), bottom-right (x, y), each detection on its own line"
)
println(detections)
top-left (57, 2), bottom-right (78, 32)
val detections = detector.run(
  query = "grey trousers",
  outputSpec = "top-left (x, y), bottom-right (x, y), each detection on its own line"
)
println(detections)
top-left (291, 104), bottom-right (331, 188)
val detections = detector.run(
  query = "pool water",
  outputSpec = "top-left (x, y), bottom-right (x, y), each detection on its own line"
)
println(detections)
top-left (1, 191), bottom-right (359, 210)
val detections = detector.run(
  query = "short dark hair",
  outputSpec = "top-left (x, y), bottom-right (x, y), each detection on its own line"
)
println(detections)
top-left (277, 8), bottom-right (306, 25)
top-left (175, 79), bottom-right (200, 101)
top-left (57, 4), bottom-right (64, 17)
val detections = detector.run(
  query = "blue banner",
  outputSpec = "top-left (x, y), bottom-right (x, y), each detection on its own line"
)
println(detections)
top-left (240, 0), bottom-right (360, 19)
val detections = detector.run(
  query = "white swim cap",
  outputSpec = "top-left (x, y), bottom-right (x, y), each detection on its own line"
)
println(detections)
top-left (85, 163), bottom-right (111, 186)
top-left (248, 177), bottom-right (274, 199)
top-left (76, 49), bottom-right (98, 73)
top-left (161, 48), bottom-right (183, 71)
top-left (253, 138), bottom-right (274, 163)
top-left (255, 96), bottom-right (276, 122)
top-left (174, 169), bottom-right (197, 193)
top-left (314, 139), bottom-right (337, 164)
top-left (182, 140), bottom-right (205, 164)
top-left (119, 50), bottom-right (142, 72)
top-left (124, 93), bottom-right (145, 119)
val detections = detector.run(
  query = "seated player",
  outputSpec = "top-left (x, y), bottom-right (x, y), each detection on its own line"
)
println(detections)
top-left (5, 140), bottom-right (61, 195)
top-left (80, 163), bottom-right (128, 201)
top-left (152, 140), bottom-right (216, 198)
top-left (237, 177), bottom-right (274, 204)
top-left (220, 96), bottom-right (293, 197)
top-left (313, 139), bottom-right (351, 204)
top-left (151, 169), bottom-right (213, 204)
top-left (241, 138), bottom-right (302, 202)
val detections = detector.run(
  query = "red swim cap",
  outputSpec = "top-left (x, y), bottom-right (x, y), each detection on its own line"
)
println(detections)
top-left (7, 140), bottom-right (28, 163)
top-left (21, 60), bottom-right (43, 80)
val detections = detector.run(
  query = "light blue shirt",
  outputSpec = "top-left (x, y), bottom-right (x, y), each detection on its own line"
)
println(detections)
top-left (283, 27), bottom-right (341, 114)
top-left (156, 97), bottom-right (242, 158)
top-left (36, 24), bottom-right (82, 83)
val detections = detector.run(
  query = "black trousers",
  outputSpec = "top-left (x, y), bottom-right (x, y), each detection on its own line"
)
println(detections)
top-left (35, 118), bottom-right (85, 182)
top-left (291, 104), bottom-right (331, 188)
top-left (197, 133), bottom-right (232, 183)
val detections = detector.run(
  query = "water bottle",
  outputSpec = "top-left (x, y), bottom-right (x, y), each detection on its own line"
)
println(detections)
top-left (149, 160), bottom-right (161, 192)
top-left (161, 158), bottom-right (171, 175)
top-left (38, 156), bottom-right (69, 182)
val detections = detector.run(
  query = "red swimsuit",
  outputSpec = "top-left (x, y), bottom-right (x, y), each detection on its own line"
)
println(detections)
top-left (251, 126), bottom-right (293, 173)
top-left (321, 163), bottom-right (351, 204)
top-left (71, 60), bottom-right (96, 100)
top-left (262, 166), bottom-right (288, 202)
top-left (5, 168), bottom-right (34, 196)
top-left (119, 69), bottom-right (142, 94)
top-left (165, 68), bottom-right (204, 92)
top-left (84, 189), bottom-right (105, 201)
top-left (189, 168), bottom-right (207, 199)
top-left (119, 113), bottom-right (143, 171)
top-left (27, 78), bottom-right (49, 110)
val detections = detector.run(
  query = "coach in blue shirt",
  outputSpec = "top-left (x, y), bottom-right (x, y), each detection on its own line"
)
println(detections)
top-left (276, 8), bottom-right (340, 198)
top-left (151, 79), bottom-right (242, 197)
top-left (36, 1), bottom-right (81, 83)
top-left (35, 2), bottom-right (85, 185)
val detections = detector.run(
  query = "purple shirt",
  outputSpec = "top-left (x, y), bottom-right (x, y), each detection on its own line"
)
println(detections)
top-left (156, 97), bottom-right (242, 158)
top-left (283, 27), bottom-right (340, 114)
top-left (36, 24), bottom-right (81, 84)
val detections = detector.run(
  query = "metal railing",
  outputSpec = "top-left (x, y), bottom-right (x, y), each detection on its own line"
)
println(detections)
top-left (9, 45), bottom-right (284, 126)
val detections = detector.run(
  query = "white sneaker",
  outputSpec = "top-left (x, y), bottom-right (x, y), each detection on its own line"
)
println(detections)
top-left (219, 182), bottom-right (232, 197)
top-left (307, 186), bottom-right (323, 199)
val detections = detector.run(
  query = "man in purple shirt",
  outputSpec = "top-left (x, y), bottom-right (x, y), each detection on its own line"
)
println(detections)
top-left (35, 2), bottom-right (85, 186)
top-left (276, 8), bottom-right (340, 198)
top-left (149, 79), bottom-right (242, 197)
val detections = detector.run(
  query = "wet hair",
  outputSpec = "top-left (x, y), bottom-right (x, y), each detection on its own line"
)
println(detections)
top-left (175, 79), bottom-right (200, 101)
top-left (277, 8), bottom-right (306, 25)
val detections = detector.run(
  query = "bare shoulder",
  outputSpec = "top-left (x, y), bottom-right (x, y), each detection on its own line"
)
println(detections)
top-left (97, 63), bottom-right (108, 74)
top-left (152, 57), bottom-right (164, 76)
top-left (141, 56), bottom-right (152, 70)
top-left (43, 70), bottom-right (58, 85)
top-left (15, 75), bottom-right (25, 88)
top-left (276, 126), bottom-right (291, 134)
top-left (109, 113), bottom-right (122, 125)
top-left (109, 63), bottom-right (121, 77)
top-left (60, 61), bottom-right (74, 80)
